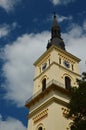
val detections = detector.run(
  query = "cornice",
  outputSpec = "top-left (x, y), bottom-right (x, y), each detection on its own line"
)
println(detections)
top-left (27, 96), bottom-right (69, 119)
top-left (25, 83), bottom-right (70, 109)
top-left (34, 61), bottom-right (81, 81)
top-left (34, 45), bottom-right (81, 66)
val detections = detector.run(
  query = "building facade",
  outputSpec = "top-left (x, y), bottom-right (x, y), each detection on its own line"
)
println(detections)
top-left (25, 14), bottom-right (81, 130)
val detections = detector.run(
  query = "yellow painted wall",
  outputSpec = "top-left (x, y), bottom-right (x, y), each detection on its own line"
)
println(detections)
top-left (27, 45), bottom-right (81, 130)
top-left (33, 46), bottom-right (80, 95)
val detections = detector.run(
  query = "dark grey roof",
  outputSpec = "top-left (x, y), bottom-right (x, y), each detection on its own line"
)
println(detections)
top-left (47, 14), bottom-right (65, 50)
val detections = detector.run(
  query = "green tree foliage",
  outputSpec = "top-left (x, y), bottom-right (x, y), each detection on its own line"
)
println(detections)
top-left (68, 72), bottom-right (86, 130)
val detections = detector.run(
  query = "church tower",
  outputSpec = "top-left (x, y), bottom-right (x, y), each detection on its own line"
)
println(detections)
top-left (25, 14), bottom-right (81, 130)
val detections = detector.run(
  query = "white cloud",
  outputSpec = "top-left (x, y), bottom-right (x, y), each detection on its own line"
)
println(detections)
top-left (50, 0), bottom-right (76, 5)
top-left (2, 31), bottom-right (50, 107)
top-left (83, 20), bottom-right (86, 31)
top-left (0, 0), bottom-right (21, 12)
top-left (50, 0), bottom-right (60, 5)
top-left (0, 115), bottom-right (26, 130)
top-left (0, 24), bottom-right (10, 38)
top-left (46, 14), bottom-right (73, 24)
top-left (1, 21), bottom-right (86, 107)
top-left (0, 23), bottom-right (17, 38)
top-left (57, 15), bottom-right (73, 23)
top-left (0, 114), bottom-right (2, 120)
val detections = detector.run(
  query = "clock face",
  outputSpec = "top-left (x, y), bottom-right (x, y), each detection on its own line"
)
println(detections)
top-left (63, 60), bottom-right (70, 68)
top-left (42, 63), bottom-right (47, 71)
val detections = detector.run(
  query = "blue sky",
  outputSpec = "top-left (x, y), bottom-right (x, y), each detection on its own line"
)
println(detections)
top-left (0, 0), bottom-right (86, 129)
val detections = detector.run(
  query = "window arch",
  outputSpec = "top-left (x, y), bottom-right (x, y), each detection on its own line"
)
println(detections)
top-left (38, 127), bottom-right (43, 130)
top-left (42, 78), bottom-right (46, 91)
top-left (36, 123), bottom-right (44, 130)
top-left (65, 76), bottom-right (71, 90)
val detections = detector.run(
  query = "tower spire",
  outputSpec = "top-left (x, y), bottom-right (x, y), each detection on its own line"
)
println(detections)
top-left (51, 13), bottom-right (61, 38)
top-left (53, 12), bottom-right (58, 26)
top-left (47, 13), bottom-right (65, 50)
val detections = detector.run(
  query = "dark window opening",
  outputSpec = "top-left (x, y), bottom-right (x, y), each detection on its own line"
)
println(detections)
top-left (59, 58), bottom-right (61, 64)
top-left (49, 59), bottom-right (50, 65)
top-left (38, 127), bottom-right (43, 130)
top-left (72, 64), bottom-right (74, 71)
top-left (42, 78), bottom-right (46, 91)
top-left (65, 76), bottom-right (71, 90)
top-left (39, 67), bottom-right (41, 73)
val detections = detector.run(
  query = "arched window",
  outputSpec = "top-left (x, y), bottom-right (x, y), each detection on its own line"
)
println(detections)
top-left (42, 78), bottom-right (46, 91)
top-left (65, 76), bottom-right (71, 90)
top-left (38, 127), bottom-right (43, 130)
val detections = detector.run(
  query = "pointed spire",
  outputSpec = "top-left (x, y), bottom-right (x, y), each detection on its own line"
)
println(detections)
top-left (47, 13), bottom-right (65, 50)
top-left (52, 12), bottom-right (59, 27)
top-left (51, 13), bottom-right (61, 39)
top-left (53, 12), bottom-right (58, 26)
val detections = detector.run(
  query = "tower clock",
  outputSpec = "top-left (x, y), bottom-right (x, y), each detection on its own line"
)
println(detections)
top-left (25, 14), bottom-right (81, 130)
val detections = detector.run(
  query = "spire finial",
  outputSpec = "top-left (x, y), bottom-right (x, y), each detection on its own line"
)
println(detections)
top-left (52, 12), bottom-right (58, 27)
top-left (53, 12), bottom-right (56, 18)
top-left (46, 13), bottom-right (65, 50)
